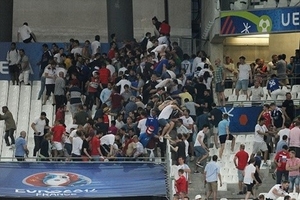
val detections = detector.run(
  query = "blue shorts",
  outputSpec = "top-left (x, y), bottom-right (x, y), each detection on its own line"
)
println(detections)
top-left (194, 146), bottom-right (207, 158)
top-left (219, 134), bottom-right (234, 144)
top-left (236, 80), bottom-right (249, 91)
top-left (158, 118), bottom-right (170, 126)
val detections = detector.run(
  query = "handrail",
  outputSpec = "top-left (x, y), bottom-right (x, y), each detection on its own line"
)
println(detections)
top-left (166, 139), bottom-right (173, 200)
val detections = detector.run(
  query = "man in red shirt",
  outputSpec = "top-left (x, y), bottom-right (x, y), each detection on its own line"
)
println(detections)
top-left (90, 131), bottom-right (104, 161)
top-left (86, 71), bottom-right (100, 110)
top-left (175, 169), bottom-right (187, 195)
top-left (51, 120), bottom-right (66, 160)
top-left (274, 145), bottom-right (289, 184)
top-left (234, 144), bottom-right (249, 195)
top-left (98, 62), bottom-right (110, 89)
top-left (110, 87), bottom-right (123, 114)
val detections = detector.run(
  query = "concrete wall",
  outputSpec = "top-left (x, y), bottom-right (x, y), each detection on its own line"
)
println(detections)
top-left (269, 33), bottom-right (300, 60)
top-left (12, 0), bottom-right (191, 43)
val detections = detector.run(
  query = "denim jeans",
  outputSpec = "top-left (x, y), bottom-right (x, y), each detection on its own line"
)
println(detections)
top-left (276, 170), bottom-right (289, 184)
top-left (4, 129), bottom-right (15, 145)
top-left (289, 175), bottom-right (300, 191)
top-left (38, 76), bottom-right (46, 99)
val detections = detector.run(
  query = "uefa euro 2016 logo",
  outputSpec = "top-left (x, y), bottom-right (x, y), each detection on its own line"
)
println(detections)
top-left (23, 172), bottom-right (92, 187)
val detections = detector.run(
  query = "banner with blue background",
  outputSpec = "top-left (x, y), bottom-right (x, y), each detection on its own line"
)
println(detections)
top-left (0, 42), bottom-right (110, 81)
top-left (220, 106), bottom-right (262, 133)
top-left (220, 7), bottom-right (300, 35)
top-left (0, 162), bottom-right (167, 198)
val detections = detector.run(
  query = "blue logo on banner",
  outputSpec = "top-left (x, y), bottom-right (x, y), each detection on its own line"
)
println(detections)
top-left (221, 7), bottom-right (300, 35)
top-left (23, 172), bottom-right (92, 187)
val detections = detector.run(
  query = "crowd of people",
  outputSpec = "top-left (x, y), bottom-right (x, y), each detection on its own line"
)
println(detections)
top-left (1, 17), bottom-right (299, 200)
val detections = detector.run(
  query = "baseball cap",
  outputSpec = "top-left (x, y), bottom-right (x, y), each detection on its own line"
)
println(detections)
top-left (195, 194), bottom-right (202, 199)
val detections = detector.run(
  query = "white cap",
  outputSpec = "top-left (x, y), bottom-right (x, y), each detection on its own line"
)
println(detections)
top-left (195, 194), bottom-right (202, 199)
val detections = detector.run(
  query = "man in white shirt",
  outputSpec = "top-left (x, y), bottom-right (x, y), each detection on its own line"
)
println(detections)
top-left (194, 124), bottom-right (209, 171)
top-left (91, 35), bottom-right (101, 56)
top-left (265, 180), bottom-right (289, 200)
top-left (249, 80), bottom-right (264, 102)
top-left (17, 22), bottom-right (36, 43)
top-left (43, 61), bottom-right (57, 105)
top-left (252, 117), bottom-right (271, 166)
top-left (235, 56), bottom-right (252, 97)
top-left (31, 112), bottom-right (47, 156)
top-left (71, 40), bottom-right (82, 56)
top-left (277, 122), bottom-right (290, 141)
top-left (158, 102), bottom-right (183, 138)
top-left (116, 76), bottom-right (131, 94)
top-left (71, 130), bottom-right (83, 160)
top-left (100, 134), bottom-right (116, 157)
top-left (177, 156), bottom-right (191, 185)
top-left (6, 42), bottom-right (20, 85)
top-left (243, 158), bottom-right (258, 200)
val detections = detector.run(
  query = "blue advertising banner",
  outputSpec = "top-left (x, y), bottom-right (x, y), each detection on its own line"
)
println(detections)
top-left (220, 106), bottom-right (262, 133)
top-left (0, 42), bottom-right (110, 81)
top-left (0, 162), bottom-right (167, 198)
top-left (220, 7), bottom-right (300, 35)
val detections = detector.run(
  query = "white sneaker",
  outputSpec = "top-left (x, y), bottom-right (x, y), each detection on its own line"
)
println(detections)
top-left (9, 144), bottom-right (15, 150)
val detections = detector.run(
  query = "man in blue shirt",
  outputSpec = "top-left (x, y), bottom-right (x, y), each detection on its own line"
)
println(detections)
top-left (204, 155), bottom-right (222, 200)
top-left (15, 131), bottom-right (29, 161)
top-left (218, 114), bottom-right (236, 160)
top-left (267, 74), bottom-right (285, 101)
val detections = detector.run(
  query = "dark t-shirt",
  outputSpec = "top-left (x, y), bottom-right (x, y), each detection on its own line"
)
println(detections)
top-left (271, 108), bottom-right (284, 128)
top-left (176, 141), bottom-right (186, 160)
top-left (282, 100), bottom-right (295, 120)
top-left (210, 108), bottom-right (223, 127)
top-left (204, 95), bottom-right (214, 111)
top-left (74, 111), bottom-right (89, 126)
top-left (195, 83), bottom-right (206, 102)
top-left (81, 139), bottom-right (90, 156)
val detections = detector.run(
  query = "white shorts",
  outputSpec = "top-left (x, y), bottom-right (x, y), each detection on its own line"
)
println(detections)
top-left (53, 141), bottom-right (63, 151)
top-left (253, 141), bottom-right (268, 154)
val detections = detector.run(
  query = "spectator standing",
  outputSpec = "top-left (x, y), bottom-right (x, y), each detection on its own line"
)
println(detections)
top-left (90, 132), bottom-right (104, 161)
top-left (252, 117), bottom-right (269, 166)
top-left (218, 114), bottom-right (235, 159)
top-left (39, 133), bottom-right (52, 161)
top-left (210, 103), bottom-right (223, 148)
top-left (289, 121), bottom-right (300, 158)
top-left (54, 71), bottom-right (66, 111)
top-left (277, 122), bottom-right (290, 142)
top-left (235, 56), bottom-right (252, 97)
top-left (214, 58), bottom-right (226, 106)
top-left (71, 131), bottom-right (83, 161)
top-left (68, 84), bottom-right (83, 117)
top-left (51, 120), bottom-right (66, 160)
top-left (258, 104), bottom-right (272, 130)
top-left (175, 169), bottom-right (187, 195)
top-left (6, 42), bottom-right (20, 85)
top-left (282, 92), bottom-right (295, 122)
top-left (0, 106), bottom-right (16, 148)
top-left (249, 81), bottom-right (264, 103)
top-left (152, 16), bottom-right (162, 37)
top-left (177, 157), bottom-right (191, 187)
top-left (18, 49), bottom-right (31, 85)
top-left (223, 56), bottom-right (237, 89)
top-left (91, 35), bottom-right (101, 56)
top-left (234, 144), bottom-right (249, 195)
top-left (17, 22), bottom-right (36, 43)
top-left (204, 155), bottom-right (222, 200)
top-left (31, 112), bottom-right (47, 156)
top-left (243, 158), bottom-right (258, 200)
top-left (100, 82), bottom-right (112, 107)
top-left (286, 150), bottom-right (300, 193)
top-left (15, 131), bottom-right (29, 161)
top-left (38, 44), bottom-right (53, 77)
top-left (73, 105), bottom-right (89, 126)
top-left (274, 54), bottom-right (288, 86)
top-left (274, 145), bottom-right (289, 184)
top-left (43, 61), bottom-right (57, 105)
top-left (270, 103), bottom-right (285, 130)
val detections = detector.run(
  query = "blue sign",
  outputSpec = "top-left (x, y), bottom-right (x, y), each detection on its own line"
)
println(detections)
top-left (0, 162), bottom-right (167, 198)
top-left (220, 7), bottom-right (300, 35)
top-left (0, 42), bottom-right (110, 81)
top-left (220, 106), bottom-right (262, 133)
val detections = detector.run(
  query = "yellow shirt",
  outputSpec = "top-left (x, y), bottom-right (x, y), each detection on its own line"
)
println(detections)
top-left (64, 58), bottom-right (72, 69)
top-left (179, 92), bottom-right (193, 105)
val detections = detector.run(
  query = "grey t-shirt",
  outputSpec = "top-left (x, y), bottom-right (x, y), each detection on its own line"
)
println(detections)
top-left (20, 55), bottom-right (30, 71)
top-left (54, 77), bottom-right (65, 95)
top-left (276, 60), bottom-right (286, 78)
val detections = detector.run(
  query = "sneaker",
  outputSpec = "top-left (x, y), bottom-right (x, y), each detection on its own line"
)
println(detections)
top-left (196, 162), bottom-right (204, 168)
top-left (194, 170), bottom-right (200, 173)
top-left (189, 181), bottom-right (192, 184)
top-left (238, 191), bottom-right (244, 195)
top-left (9, 144), bottom-right (15, 150)
top-left (6, 143), bottom-right (10, 147)
top-left (272, 172), bottom-right (276, 180)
